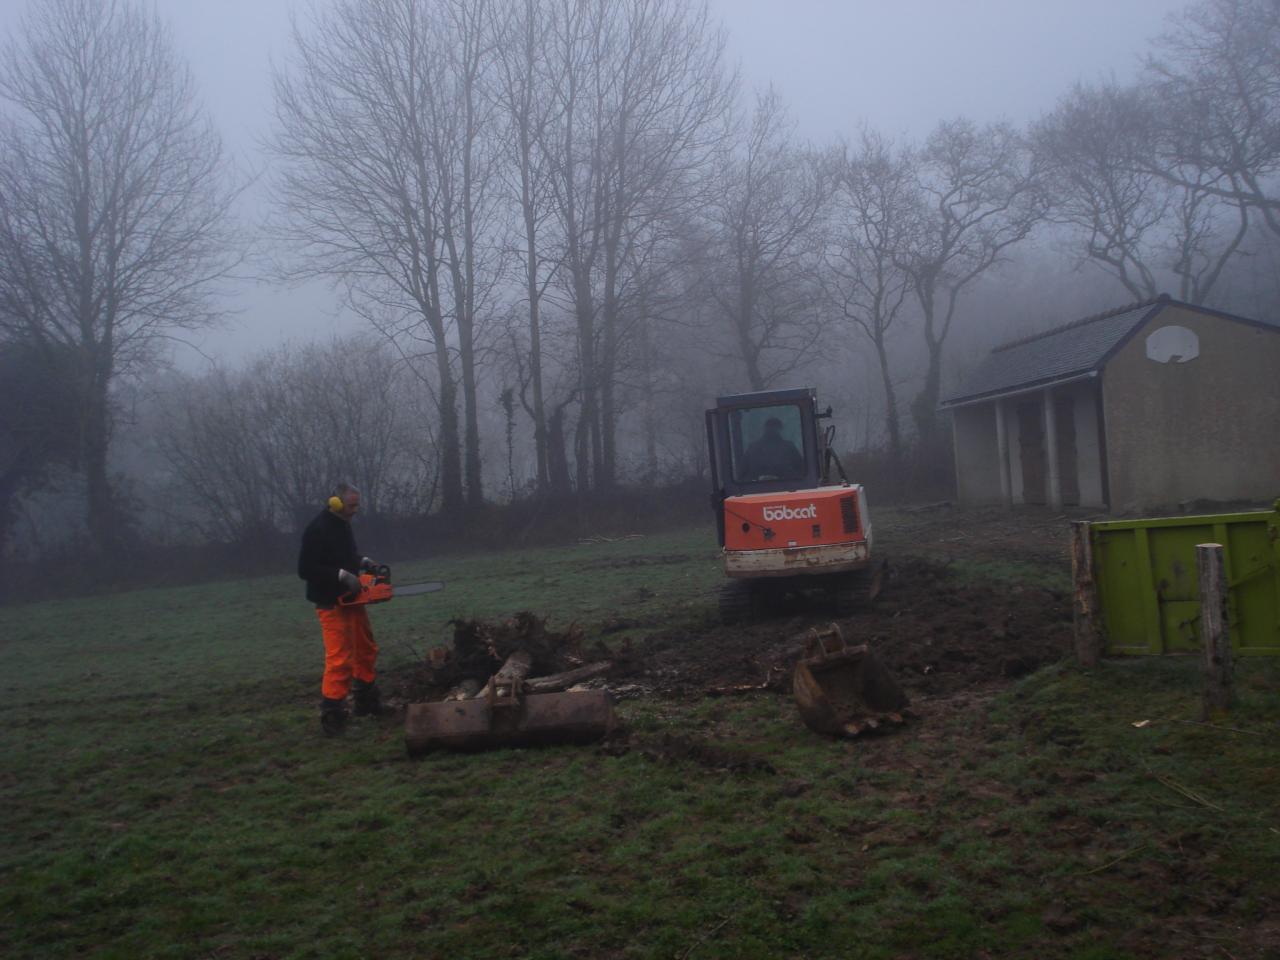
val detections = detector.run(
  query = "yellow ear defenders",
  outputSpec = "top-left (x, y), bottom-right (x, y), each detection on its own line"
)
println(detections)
top-left (328, 495), bottom-right (344, 513)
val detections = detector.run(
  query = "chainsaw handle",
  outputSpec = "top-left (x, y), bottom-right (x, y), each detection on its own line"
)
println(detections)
top-left (337, 568), bottom-right (373, 605)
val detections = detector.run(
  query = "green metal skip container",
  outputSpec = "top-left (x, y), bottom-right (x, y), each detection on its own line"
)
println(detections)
top-left (1088, 501), bottom-right (1280, 656)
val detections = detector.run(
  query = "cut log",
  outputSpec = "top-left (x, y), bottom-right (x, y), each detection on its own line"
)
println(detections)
top-left (444, 678), bottom-right (481, 701)
top-left (524, 661), bottom-right (613, 693)
top-left (472, 649), bottom-right (533, 699)
top-left (494, 648), bottom-right (533, 685)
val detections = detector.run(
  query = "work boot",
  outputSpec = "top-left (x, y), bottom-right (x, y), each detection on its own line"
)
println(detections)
top-left (319, 697), bottom-right (348, 736)
top-left (352, 679), bottom-right (384, 717)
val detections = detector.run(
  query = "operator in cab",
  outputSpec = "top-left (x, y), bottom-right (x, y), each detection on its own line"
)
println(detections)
top-left (742, 417), bottom-right (804, 481)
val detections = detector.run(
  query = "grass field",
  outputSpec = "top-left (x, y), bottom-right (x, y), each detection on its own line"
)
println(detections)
top-left (2, 517), bottom-right (1278, 959)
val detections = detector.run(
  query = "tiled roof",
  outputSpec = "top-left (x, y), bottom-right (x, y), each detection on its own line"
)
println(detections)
top-left (941, 297), bottom-right (1170, 406)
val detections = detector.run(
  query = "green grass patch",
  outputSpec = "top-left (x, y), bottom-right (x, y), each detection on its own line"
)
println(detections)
top-left (2, 524), bottom-right (1276, 958)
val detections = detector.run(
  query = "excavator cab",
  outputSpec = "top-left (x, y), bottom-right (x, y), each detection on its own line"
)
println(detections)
top-left (706, 388), bottom-right (828, 541)
top-left (705, 388), bottom-right (880, 621)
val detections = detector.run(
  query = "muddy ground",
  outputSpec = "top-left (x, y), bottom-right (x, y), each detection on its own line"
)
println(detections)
top-left (628, 555), bottom-right (1072, 700)
top-left (387, 504), bottom-right (1077, 708)
top-left (378, 508), bottom-right (1278, 958)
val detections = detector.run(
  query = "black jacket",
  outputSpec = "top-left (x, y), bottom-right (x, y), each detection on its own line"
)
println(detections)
top-left (298, 509), bottom-right (362, 607)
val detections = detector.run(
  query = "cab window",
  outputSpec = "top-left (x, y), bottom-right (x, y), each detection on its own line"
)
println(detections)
top-left (730, 404), bottom-right (806, 482)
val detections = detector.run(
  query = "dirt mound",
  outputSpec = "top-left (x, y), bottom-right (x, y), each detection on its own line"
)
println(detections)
top-left (631, 558), bottom-right (1072, 700)
top-left (449, 611), bottom-right (590, 675)
top-left (383, 558), bottom-right (1072, 709)
top-left (386, 612), bottom-right (608, 703)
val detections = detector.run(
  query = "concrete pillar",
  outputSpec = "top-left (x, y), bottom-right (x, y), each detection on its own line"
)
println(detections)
top-left (1044, 386), bottom-right (1062, 509)
top-left (994, 400), bottom-right (1012, 506)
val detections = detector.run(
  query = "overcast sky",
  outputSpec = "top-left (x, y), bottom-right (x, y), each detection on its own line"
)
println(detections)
top-left (1, 0), bottom-right (1191, 366)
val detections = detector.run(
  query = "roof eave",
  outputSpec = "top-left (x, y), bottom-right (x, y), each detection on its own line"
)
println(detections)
top-left (940, 369), bottom-right (1101, 410)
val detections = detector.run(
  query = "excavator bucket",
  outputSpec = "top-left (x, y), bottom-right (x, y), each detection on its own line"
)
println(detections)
top-left (792, 623), bottom-right (909, 737)
top-left (404, 680), bottom-right (616, 755)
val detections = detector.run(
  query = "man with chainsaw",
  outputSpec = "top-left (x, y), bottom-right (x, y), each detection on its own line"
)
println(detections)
top-left (297, 483), bottom-right (384, 735)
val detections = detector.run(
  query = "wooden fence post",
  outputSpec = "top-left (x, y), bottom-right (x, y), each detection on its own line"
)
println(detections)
top-left (1072, 521), bottom-right (1102, 666)
top-left (1196, 542), bottom-right (1235, 719)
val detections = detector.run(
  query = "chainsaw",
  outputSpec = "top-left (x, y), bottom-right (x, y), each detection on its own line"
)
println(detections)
top-left (339, 563), bottom-right (445, 607)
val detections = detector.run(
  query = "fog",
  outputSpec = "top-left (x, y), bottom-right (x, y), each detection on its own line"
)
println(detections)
top-left (189, 0), bottom-right (1188, 358)
top-left (2, 0), bottom-right (1276, 569)
top-left (0, 0), bottom-right (1186, 360)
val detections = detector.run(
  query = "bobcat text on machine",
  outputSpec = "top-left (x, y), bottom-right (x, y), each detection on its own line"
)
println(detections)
top-left (705, 387), bottom-right (883, 623)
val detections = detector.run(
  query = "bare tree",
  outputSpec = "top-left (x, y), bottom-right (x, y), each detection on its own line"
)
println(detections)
top-left (436, 0), bottom-right (504, 507)
top-left (264, 343), bottom-right (417, 518)
top-left (542, 0), bottom-right (733, 490)
top-left (540, 0), bottom-right (603, 492)
top-left (701, 88), bottom-right (832, 391)
top-left (596, 0), bottom-right (733, 486)
top-left (1034, 83), bottom-right (1171, 300)
top-left (615, 224), bottom-right (699, 483)
top-left (269, 0), bottom-right (472, 513)
top-left (0, 339), bottom-right (80, 565)
top-left (157, 367), bottom-right (279, 545)
top-left (824, 129), bottom-right (917, 468)
top-left (1034, 80), bottom-right (1251, 306)
top-left (1147, 0), bottom-right (1280, 235)
top-left (0, 0), bottom-right (239, 553)
top-left (497, 386), bottom-right (518, 500)
top-left (1163, 153), bottom-right (1252, 303)
top-left (905, 119), bottom-right (1044, 441)
top-left (158, 339), bottom-right (438, 543)
top-left (491, 0), bottom-right (563, 493)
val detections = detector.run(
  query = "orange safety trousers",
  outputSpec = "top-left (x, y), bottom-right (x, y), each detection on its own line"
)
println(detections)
top-left (316, 605), bottom-right (378, 700)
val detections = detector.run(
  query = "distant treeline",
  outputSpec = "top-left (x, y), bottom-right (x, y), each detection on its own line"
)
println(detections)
top-left (2, 0), bottom-right (1279, 568)
top-left (5, 480), bottom-right (715, 604)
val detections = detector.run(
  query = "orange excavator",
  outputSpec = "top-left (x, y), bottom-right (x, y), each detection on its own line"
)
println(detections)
top-left (706, 388), bottom-right (906, 740)
top-left (705, 388), bottom-right (883, 623)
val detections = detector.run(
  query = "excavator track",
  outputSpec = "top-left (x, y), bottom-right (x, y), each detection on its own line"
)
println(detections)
top-left (829, 560), bottom-right (887, 616)
top-left (718, 579), bottom-right (756, 624)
